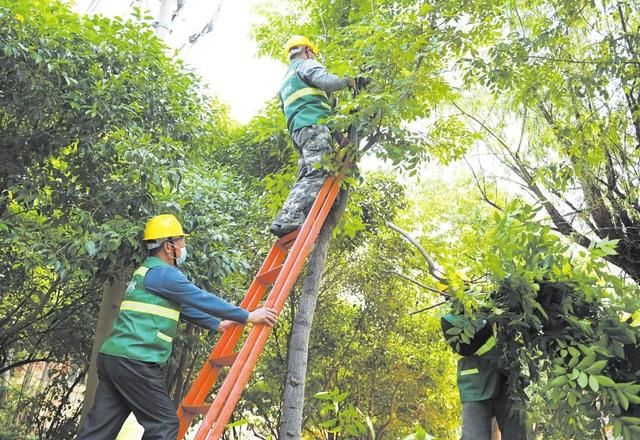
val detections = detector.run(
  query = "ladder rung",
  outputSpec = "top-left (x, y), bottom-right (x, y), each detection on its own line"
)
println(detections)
top-left (209, 354), bottom-right (237, 367)
top-left (255, 265), bottom-right (283, 285)
top-left (276, 229), bottom-right (299, 249)
top-left (182, 404), bottom-right (210, 415)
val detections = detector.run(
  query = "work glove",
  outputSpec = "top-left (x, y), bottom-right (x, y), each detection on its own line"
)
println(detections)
top-left (355, 76), bottom-right (372, 90)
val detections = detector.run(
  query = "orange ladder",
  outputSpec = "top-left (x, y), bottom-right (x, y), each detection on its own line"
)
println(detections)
top-left (176, 164), bottom-right (347, 440)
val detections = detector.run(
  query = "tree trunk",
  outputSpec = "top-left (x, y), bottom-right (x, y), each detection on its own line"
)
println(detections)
top-left (278, 190), bottom-right (349, 440)
top-left (21, 362), bottom-right (36, 394)
top-left (79, 275), bottom-right (127, 426)
top-left (170, 324), bottom-right (193, 407)
top-left (37, 362), bottom-right (50, 391)
top-left (0, 348), bottom-right (12, 406)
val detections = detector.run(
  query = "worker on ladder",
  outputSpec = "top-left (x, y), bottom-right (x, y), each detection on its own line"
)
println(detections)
top-left (270, 35), bottom-right (361, 237)
top-left (76, 214), bottom-right (278, 440)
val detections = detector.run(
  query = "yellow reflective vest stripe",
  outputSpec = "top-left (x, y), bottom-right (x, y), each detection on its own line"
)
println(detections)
top-left (474, 335), bottom-right (496, 356)
top-left (157, 331), bottom-right (173, 343)
top-left (460, 368), bottom-right (480, 376)
top-left (120, 300), bottom-right (180, 322)
top-left (133, 266), bottom-right (149, 277)
top-left (283, 87), bottom-right (328, 108)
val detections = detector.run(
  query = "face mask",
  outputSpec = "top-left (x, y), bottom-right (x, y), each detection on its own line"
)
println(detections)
top-left (171, 244), bottom-right (188, 265)
top-left (177, 246), bottom-right (188, 265)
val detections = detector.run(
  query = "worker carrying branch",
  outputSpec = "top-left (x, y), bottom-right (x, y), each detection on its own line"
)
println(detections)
top-left (76, 214), bottom-right (278, 440)
top-left (271, 35), bottom-right (368, 237)
top-left (441, 313), bottom-right (530, 439)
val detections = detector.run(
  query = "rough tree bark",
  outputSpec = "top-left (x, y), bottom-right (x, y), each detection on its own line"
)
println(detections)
top-left (278, 190), bottom-right (349, 440)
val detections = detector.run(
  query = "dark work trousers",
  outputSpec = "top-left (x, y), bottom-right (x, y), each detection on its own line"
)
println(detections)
top-left (461, 392), bottom-right (529, 440)
top-left (76, 353), bottom-right (179, 440)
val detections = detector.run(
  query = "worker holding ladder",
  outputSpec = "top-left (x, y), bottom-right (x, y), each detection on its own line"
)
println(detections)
top-left (76, 214), bottom-right (277, 440)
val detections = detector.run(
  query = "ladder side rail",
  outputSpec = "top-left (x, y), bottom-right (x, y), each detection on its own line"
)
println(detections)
top-left (176, 242), bottom-right (288, 438)
top-left (187, 244), bottom-right (286, 405)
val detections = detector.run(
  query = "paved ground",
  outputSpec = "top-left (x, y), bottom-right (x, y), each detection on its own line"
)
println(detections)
top-left (115, 414), bottom-right (143, 440)
top-left (115, 414), bottom-right (201, 439)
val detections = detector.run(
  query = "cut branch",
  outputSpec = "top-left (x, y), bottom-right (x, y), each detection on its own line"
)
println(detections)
top-left (386, 221), bottom-right (447, 283)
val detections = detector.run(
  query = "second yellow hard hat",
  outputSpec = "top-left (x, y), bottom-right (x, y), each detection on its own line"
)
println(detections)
top-left (284, 35), bottom-right (320, 59)
top-left (143, 214), bottom-right (189, 241)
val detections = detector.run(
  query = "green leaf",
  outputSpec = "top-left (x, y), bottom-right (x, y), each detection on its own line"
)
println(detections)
top-left (548, 375), bottom-right (568, 388)
top-left (584, 359), bottom-right (607, 374)
top-left (589, 237), bottom-right (619, 257)
top-left (625, 391), bottom-right (640, 405)
top-left (617, 389), bottom-right (630, 410)
top-left (577, 372), bottom-right (588, 388)
top-left (85, 240), bottom-right (97, 256)
top-left (319, 419), bottom-right (338, 428)
top-left (588, 375), bottom-right (599, 392)
top-left (346, 425), bottom-right (360, 436)
top-left (576, 353), bottom-right (596, 370)
top-left (567, 392), bottom-right (577, 407)
top-left (569, 369), bottom-right (580, 380)
top-left (594, 375), bottom-right (616, 387)
top-left (225, 418), bottom-right (248, 428)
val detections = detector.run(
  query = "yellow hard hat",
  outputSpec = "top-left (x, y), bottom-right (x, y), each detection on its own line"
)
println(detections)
top-left (283, 35), bottom-right (319, 59)
top-left (143, 214), bottom-right (189, 241)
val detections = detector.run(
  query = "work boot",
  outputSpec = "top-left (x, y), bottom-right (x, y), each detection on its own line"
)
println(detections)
top-left (270, 211), bottom-right (305, 237)
top-left (269, 221), bottom-right (302, 237)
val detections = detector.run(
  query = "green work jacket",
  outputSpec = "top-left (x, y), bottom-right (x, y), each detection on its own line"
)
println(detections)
top-left (442, 314), bottom-right (501, 402)
top-left (279, 59), bottom-right (331, 133)
top-left (100, 257), bottom-right (180, 364)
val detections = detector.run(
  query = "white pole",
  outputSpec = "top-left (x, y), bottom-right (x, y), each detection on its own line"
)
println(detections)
top-left (155, 0), bottom-right (176, 39)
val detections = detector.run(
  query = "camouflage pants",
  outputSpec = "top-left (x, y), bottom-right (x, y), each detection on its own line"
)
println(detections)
top-left (275, 125), bottom-right (333, 224)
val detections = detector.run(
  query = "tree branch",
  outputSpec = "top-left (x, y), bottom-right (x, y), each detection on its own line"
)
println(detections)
top-left (385, 222), bottom-right (447, 283)
top-left (513, 55), bottom-right (640, 65)
top-left (0, 357), bottom-right (55, 375)
top-left (464, 157), bottom-right (503, 210)
top-left (385, 270), bottom-right (449, 297)
top-left (409, 300), bottom-right (448, 315)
